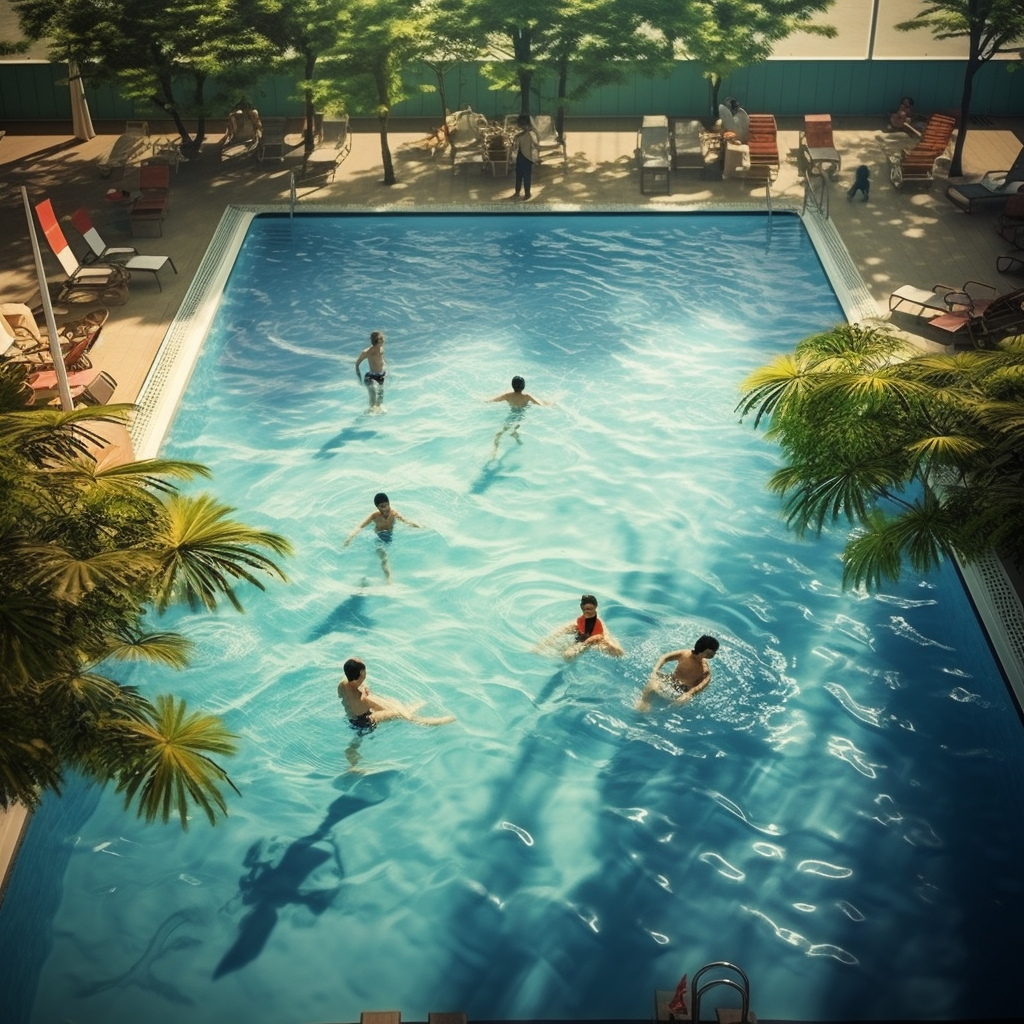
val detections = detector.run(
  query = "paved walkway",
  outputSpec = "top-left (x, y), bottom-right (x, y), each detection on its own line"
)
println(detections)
top-left (2, 114), bottom-right (1023, 412)
top-left (1, 113), bottom-right (1022, 887)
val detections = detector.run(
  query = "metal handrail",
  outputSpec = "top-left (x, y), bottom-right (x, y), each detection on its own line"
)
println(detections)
top-left (289, 170), bottom-right (297, 217)
top-left (690, 960), bottom-right (751, 1023)
top-left (802, 166), bottom-right (829, 219)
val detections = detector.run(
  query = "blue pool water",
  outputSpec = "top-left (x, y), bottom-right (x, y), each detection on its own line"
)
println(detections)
top-left (2, 212), bottom-right (1023, 1024)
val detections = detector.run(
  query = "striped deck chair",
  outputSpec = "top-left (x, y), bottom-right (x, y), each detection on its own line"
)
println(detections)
top-left (34, 199), bottom-right (129, 302)
top-left (746, 113), bottom-right (780, 181)
top-left (890, 114), bottom-right (956, 188)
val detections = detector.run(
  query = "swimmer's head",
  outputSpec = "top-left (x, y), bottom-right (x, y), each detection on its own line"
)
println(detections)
top-left (580, 594), bottom-right (598, 610)
top-left (370, 331), bottom-right (385, 345)
top-left (511, 375), bottom-right (525, 392)
top-left (374, 492), bottom-right (389, 509)
top-left (725, 97), bottom-right (738, 114)
top-left (343, 658), bottom-right (366, 681)
top-left (693, 635), bottom-right (720, 656)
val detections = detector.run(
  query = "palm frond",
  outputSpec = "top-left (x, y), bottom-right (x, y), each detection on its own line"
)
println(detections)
top-left (149, 494), bottom-right (292, 613)
top-left (103, 629), bottom-right (193, 669)
top-left (22, 546), bottom-right (159, 603)
top-left (115, 694), bottom-right (239, 828)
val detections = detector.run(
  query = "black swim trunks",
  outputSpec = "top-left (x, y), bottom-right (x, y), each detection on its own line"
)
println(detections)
top-left (349, 711), bottom-right (377, 735)
top-left (364, 371), bottom-right (386, 385)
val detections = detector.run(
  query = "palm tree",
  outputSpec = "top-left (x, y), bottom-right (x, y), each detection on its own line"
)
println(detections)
top-left (737, 326), bottom-right (1024, 589)
top-left (0, 362), bottom-right (291, 827)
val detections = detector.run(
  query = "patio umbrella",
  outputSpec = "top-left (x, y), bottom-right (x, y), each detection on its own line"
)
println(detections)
top-left (69, 61), bottom-right (95, 141)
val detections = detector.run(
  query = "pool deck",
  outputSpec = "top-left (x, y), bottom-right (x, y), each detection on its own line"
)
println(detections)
top-left (2, 113), bottom-right (1024, 893)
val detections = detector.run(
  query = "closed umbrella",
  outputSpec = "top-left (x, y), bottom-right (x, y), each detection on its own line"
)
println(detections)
top-left (69, 61), bottom-right (95, 141)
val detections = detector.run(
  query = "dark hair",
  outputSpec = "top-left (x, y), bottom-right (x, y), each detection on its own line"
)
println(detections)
top-left (580, 594), bottom-right (598, 608)
top-left (693, 635), bottom-right (720, 655)
top-left (374, 492), bottom-right (389, 507)
top-left (370, 331), bottom-right (384, 344)
top-left (511, 375), bottom-right (525, 392)
top-left (343, 658), bottom-right (365, 681)
top-left (517, 114), bottom-right (531, 128)
top-left (729, 98), bottom-right (739, 114)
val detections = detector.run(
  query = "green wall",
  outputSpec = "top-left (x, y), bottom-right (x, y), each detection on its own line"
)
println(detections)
top-left (2, 58), bottom-right (1023, 124)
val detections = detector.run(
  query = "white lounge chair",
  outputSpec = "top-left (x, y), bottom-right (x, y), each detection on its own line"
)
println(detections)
top-left (70, 208), bottom-right (177, 291)
top-left (889, 280), bottom-right (996, 317)
top-left (303, 115), bottom-right (352, 182)
top-left (638, 115), bottom-right (670, 195)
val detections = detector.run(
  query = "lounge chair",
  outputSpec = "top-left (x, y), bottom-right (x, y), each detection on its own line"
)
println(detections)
top-left (638, 115), bottom-right (670, 195)
top-left (4, 308), bottom-right (108, 372)
top-left (70, 208), bottom-right (177, 290)
top-left (303, 115), bottom-right (352, 182)
top-left (1, 301), bottom-right (44, 355)
top-left (30, 370), bottom-right (119, 409)
top-left (672, 119), bottom-right (705, 172)
top-left (79, 370), bottom-right (118, 405)
top-left (259, 117), bottom-right (290, 163)
top-left (221, 106), bottom-right (262, 161)
top-left (34, 198), bottom-right (129, 302)
top-left (449, 108), bottom-right (489, 173)
top-left (922, 286), bottom-right (1024, 347)
top-left (130, 163), bottom-right (171, 236)
top-left (945, 148), bottom-right (1024, 213)
top-left (531, 115), bottom-right (567, 168)
top-left (801, 114), bottom-right (841, 177)
top-left (889, 279), bottom-right (996, 317)
top-left (746, 113), bottom-right (780, 181)
top-left (997, 195), bottom-right (1024, 241)
top-left (97, 120), bottom-right (151, 179)
top-left (889, 113), bottom-right (956, 188)
top-left (997, 250), bottom-right (1024, 276)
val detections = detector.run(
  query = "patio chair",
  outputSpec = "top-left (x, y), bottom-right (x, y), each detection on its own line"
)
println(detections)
top-left (259, 117), bottom-right (290, 163)
top-left (997, 195), bottom-right (1024, 241)
top-left (448, 108), bottom-right (489, 154)
top-left (34, 198), bottom-right (129, 302)
top-left (889, 113), bottom-right (956, 188)
top-left (5, 308), bottom-right (108, 372)
top-left (130, 163), bottom-right (171, 236)
top-left (801, 114), bottom-right (841, 177)
top-left (672, 119), bottom-right (705, 172)
top-left (303, 115), bottom-right (352, 182)
top-left (531, 114), bottom-right (567, 168)
top-left (925, 286), bottom-right (1024, 347)
top-left (889, 279), bottom-right (996, 318)
top-left (997, 250), bottom-right (1024, 276)
top-left (945, 148), bottom-right (1024, 213)
top-left (79, 370), bottom-right (118, 405)
top-left (97, 119), bottom-right (151, 178)
top-left (638, 115), bottom-right (670, 195)
top-left (0, 301), bottom-right (43, 355)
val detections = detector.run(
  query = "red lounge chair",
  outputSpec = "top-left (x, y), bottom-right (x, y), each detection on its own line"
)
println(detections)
top-left (890, 114), bottom-right (956, 188)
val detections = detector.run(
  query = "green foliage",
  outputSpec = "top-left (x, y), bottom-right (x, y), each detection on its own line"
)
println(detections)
top-left (0, 362), bottom-right (291, 827)
top-left (657, 1), bottom-right (837, 113)
top-left (896, 1), bottom-right (1024, 176)
top-left (738, 324), bottom-right (1024, 588)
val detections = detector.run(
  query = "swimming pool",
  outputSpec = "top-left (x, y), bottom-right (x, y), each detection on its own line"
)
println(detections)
top-left (1, 211), bottom-right (1022, 1024)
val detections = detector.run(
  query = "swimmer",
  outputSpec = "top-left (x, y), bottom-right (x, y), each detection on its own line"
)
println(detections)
top-left (488, 375), bottom-right (547, 459)
top-left (355, 330), bottom-right (387, 412)
top-left (338, 657), bottom-right (455, 768)
top-left (636, 635), bottom-right (720, 712)
top-left (343, 492), bottom-right (422, 582)
top-left (536, 594), bottom-right (625, 660)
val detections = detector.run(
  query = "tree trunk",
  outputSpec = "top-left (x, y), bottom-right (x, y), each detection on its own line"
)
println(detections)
top-left (376, 110), bottom-right (391, 186)
top-left (512, 26), bottom-right (532, 115)
top-left (950, 56), bottom-right (981, 179)
top-left (709, 73), bottom-right (721, 120)
top-left (191, 71), bottom-right (206, 151)
top-left (153, 73), bottom-right (199, 158)
top-left (556, 57), bottom-right (568, 144)
top-left (303, 49), bottom-right (317, 156)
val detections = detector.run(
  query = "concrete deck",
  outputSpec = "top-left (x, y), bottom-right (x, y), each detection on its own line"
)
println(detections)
top-left (1, 113), bottom-right (1023, 890)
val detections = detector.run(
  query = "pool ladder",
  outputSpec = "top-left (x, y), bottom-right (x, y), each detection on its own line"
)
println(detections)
top-left (657, 960), bottom-right (755, 1023)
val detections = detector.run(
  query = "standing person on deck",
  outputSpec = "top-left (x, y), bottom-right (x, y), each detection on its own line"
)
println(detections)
top-left (510, 115), bottom-right (540, 201)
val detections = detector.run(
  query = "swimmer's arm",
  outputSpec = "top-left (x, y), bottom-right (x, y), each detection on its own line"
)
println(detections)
top-left (392, 510), bottom-right (422, 529)
top-left (343, 513), bottom-right (375, 546)
top-left (355, 348), bottom-right (369, 379)
top-left (524, 393), bottom-right (548, 406)
top-left (650, 650), bottom-right (685, 677)
top-left (487, 392), bottom-right (512, 403)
